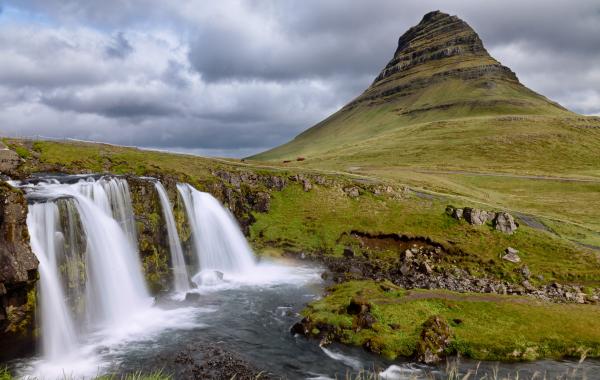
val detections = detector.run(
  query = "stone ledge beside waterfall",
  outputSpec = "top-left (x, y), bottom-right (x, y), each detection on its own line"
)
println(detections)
top-left (0, 182), bottom-right (38, 361)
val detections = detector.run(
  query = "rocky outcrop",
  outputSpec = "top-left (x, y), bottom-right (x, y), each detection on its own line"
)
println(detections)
top-left (127, 177), bottom-right (173, 293)
top-left (494, 212), bottom-right (518, 234)
top-left (416, 316), bottom-right (451, 364)
top-left (0, 182), bottom-right (38, 360)
top-left (447, 206), bottom-right (518, 234)
top-left (312, 235), bottom-right (597, 304)
top-left (0, 142), bottom-right (22, 177)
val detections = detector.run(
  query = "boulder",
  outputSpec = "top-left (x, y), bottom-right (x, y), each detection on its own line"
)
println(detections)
top-left (502, 247), bottom-right (521, 263)
top-left (463, 208), bottom-right (489, 225)
top-left (416, 315), bottom-right (451, 364)
top-left (494, 212), bottom-right (518, 234)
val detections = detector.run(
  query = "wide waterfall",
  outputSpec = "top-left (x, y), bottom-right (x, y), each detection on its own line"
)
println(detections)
top-left (154, 181), bottom-right (190, 293)
top-left (68, 181), bottom-right (151, 326)
top-left (176, 184), bottom-right (255, 277)
top-left (26, 202), bottom-right (78, 360)
top-left (25, 177), bottom-right (152, 345)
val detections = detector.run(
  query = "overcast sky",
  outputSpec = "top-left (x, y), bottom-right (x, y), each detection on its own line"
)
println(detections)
top-left (0, 1), bottom-right (599, 157)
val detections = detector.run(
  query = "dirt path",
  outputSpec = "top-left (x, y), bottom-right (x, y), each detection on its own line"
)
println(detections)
top-left (396, 290), bottom-right (540, 305)
top-left (413, 169), bottom-right (600, 183)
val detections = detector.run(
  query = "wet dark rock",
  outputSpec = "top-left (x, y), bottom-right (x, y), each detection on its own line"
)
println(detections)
top-left (0, 182), bottom-right (38, 361)
top-left (416, 315), bottom-right (451, 364)
top-left (290, 318), bottom-right (310, 336)
top-left (164, 343), bottom-right (274, 380)
top-left (184, 293), bottom-right (201, 302)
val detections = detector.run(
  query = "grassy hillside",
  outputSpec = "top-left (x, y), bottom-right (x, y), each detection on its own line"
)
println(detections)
top-left (248, 12), bottom-right (600, 248)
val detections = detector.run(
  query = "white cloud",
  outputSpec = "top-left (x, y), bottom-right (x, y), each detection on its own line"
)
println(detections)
top-left (1, 0), bottom-right (599, 157)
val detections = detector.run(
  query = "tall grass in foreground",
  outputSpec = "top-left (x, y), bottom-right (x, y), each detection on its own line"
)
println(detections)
top-left (342, 355), bottom-right (590, 380)
top-left (0, 368), bottom-right (171, 380)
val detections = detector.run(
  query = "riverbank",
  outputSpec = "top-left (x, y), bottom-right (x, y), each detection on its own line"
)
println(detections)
top-left (294, 280), bottom-right (600, 362)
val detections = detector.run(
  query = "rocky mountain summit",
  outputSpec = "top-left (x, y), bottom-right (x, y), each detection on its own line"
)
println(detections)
top-left (351, 10), bottom-right (524, 110)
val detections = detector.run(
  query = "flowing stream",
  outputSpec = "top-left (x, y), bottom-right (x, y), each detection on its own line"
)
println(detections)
top-left (6, 175), bottom-right (600, 379)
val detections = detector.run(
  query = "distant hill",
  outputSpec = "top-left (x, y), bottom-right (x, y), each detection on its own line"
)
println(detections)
top-left (250, 11), bottom-right (600, 176)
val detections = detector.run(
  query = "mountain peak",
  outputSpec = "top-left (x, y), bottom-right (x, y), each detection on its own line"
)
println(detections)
top-left (251, 11), bottom-right (571, 163)
top-left (372, 10), bottom-right (497, 86)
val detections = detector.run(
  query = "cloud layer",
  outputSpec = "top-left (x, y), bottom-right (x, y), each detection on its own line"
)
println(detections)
top-left (1, 0), bottom-right (599, 156)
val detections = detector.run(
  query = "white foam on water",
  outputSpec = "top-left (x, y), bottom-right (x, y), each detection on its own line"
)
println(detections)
top-left (320, 347), bottom-right (363, 371)
top-left (379, 364), bottom-right (427, 379)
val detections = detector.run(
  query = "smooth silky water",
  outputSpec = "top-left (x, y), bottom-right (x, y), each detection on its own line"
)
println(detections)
top-left (7, 175), bottom-right (600, 379)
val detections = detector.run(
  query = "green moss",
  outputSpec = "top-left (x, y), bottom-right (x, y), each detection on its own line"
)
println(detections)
top-left (303, 281), bottom-right (600, 361)
top-left (141, 245), bottom-right (169, 294)
top-left (0, 367), bottom-right (13, 380)
top-left (13, 146), bottom-right (30, 159)
top-left (5, 287), bottom-right (37, 338)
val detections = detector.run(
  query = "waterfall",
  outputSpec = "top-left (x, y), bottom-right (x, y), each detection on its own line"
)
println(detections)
top-left (26, 177), bottom-right (152, 334)
top-left (72, 187), bottom-right (151, 325)
top-left (26, 202), bottom-right (78, 360)
top-left (73, 177), bottom-right (138, 249)
top-left (176, 184), bottom-right (255, 276)
top-left (154, 181), bottom-right (190, 293)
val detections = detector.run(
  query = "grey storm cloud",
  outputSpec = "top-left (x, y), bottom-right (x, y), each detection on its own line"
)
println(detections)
top-left (1, 0), bottom-right (600, 157)
top-left (105, 32), bottom-right (134, 59)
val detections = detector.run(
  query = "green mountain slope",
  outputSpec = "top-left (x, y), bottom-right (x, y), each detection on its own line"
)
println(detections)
top-left (250, 11), bottom-right (600, 177)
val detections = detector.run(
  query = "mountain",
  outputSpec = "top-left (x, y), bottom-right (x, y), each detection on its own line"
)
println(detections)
top-left (250, 11), bottom-right (600, 176)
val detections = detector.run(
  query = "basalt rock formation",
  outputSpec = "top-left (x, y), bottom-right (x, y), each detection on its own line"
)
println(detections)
top-left (350, 10), bottom-right (524, 110)
top-left (0, 182), bottom-right (38, 360)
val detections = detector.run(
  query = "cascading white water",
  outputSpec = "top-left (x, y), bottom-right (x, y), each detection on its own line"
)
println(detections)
top-left (73, 177), bottom-right (138, 249)
top-left (154, 181), bottom-right (190, 293)
top-left (73, 188), bottom-right (151, 325)
top-left (176, 184), bottom-right (255, 276)
top-left (26, 177), bottom-right (152, 329)
top-left (26, 202), bottom-right (78, 360)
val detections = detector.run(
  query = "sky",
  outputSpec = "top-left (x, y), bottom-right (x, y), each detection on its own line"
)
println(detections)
top-left (0, 1), bottom-right (599, 157)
